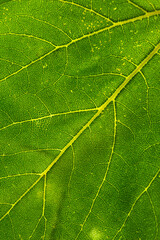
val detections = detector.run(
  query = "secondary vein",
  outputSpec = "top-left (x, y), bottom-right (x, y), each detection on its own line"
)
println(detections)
top-left (0, 9), bottom-right (160, 83)
top-left (1, 41), bottom-right (160, 222)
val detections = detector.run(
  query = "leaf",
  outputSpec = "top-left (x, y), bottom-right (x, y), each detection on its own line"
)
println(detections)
top-left (0, 0), bottom-right (160, 239)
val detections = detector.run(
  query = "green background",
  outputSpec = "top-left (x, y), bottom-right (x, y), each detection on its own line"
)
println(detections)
top-left (0, 0), bottom-right (160, 239)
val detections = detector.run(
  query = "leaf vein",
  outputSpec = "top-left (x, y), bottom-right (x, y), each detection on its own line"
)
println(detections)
top-left (0, 10), bottom-right (159, 84)
top-left (0, 41), bottom-right (159, 223)
top-left (112, 168), bottom-right (160, 239)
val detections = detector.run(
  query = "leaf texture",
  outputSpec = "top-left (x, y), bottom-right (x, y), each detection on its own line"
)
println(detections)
top-left (0, 0), bottom-right (160, 239)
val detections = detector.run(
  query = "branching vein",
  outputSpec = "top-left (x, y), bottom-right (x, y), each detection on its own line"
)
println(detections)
top-left (0, 108), bottom-right (98, 131)
top-left (112, 168), bottom-right (160, 239)
top-left (0, 41), bottom-right (160, 222)
top-left (74, 100), bottom-right (117, 240)
top-left (0, 10), bottom-right (160, 84)
top-left (59, 0), bottom-right (114, 23)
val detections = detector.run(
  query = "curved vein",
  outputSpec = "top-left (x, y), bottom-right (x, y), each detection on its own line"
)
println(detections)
top-left (74, 100), bottom-right (117, 240)
top-left (17, 14), bottom-right (73, 41)
top-left (0, 9), bottom-right (159, 84)
top-left (59, 0), bottom-right (114, 23)
top-left (65, 72), bottom-right (126, 79)
top-left (0, 32), bottom-right (56, 47)
top-left (0, 148), bottom-right (61, 157)
top-left (0, 108), bottom-right (98, 131)
top-left (112, 168), bottom-right (160, 240)
top-left (146, 191), bottom-right (158, 239)
top-left (0, 41), bottom-right (159, 222)
top-left (127, 0), bottom-right (147, 13)
top-left (0, 57), bottom-right (22, 67)
top-left (0, 48), bottom-right (57, 83)
top-left (0, 173), bottom-right (41, 181)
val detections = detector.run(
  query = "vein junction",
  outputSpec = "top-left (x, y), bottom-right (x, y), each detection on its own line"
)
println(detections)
top-left (1, 40), bottom-right (160, 223)
top-left (0, 9), bottom-right (160, 83)
top-left (1, 4), bottom-right (160, 237)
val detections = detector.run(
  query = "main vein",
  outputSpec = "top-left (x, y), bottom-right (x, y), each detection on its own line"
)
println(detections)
top-left (0, 9), bottom-right (160, 83)
top-left (1, 41), bottom-right (160, 222)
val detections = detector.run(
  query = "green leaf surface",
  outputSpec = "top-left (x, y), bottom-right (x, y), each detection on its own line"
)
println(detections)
top-left (0, 0), bottom-right (160, 239)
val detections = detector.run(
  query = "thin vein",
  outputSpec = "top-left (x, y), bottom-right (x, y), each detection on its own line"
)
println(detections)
top-left (65, 72), bottom-right (126, 79)
top-left (0, 108), bottom-right (98, 131)
top-left (127, 0), bottom-right (147, 13)
top-left (74, 100), bottom-right (117, 240)
top-left (29, 215), bottom-right (46, 240)
top-left (115, 100), bottom-right (138, 117)
top-left (1, 39), bottom-right (160, 131)
top-left (146, 0), bottom-right (156, 11)
top-left (143, 142), bottom-right (160, 153)
top-left (0, 32), bottom-right (56, 47)
top-left (0, 9), bottom-right (160, 84)
top-left (0, 42), bottom-right (160, 222)
top-left (0, 48), bottom-right (57, 83)
top-left (0, 57), bottom-right (22, 67)
top-left (9, 214), bottom-right (16, 240)
top-left (112, 168), bottom-right (160, 240)
top-left (34, 94), bottom-right (51, 115)
top-left (0, 148), bottom-right (61, 157)
top-left (59, 0), bottom-right (114, 24)
top-left (67, 145), bottom-right (75, 198)
top-left (146, 191), bottom-right (158, 240)
top-left (117, 120), bottom-right (135, 140)
top-left (42, 175), bottom-right (46, 216)
top-left (18, 14), bottom-right (73, 40)
top-left (114, 152), bottom-right (129, 166)
top-left (0, 173), bottom-right (41, 181)
top-left (0, 202), bottom-right (13, 206)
